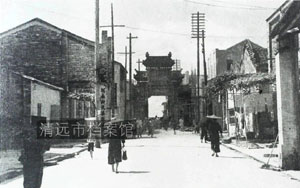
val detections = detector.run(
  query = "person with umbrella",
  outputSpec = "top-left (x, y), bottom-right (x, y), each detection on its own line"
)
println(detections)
top-left (207, 115), bottom-right (223, 157)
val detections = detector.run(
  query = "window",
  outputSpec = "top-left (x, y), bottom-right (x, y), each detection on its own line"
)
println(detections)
top-left (227, 60), bottom-right (233, 71)
top-left (37, 103), bottom-right (42, 117)
top-left (77, 100), bottom-right (83, 118)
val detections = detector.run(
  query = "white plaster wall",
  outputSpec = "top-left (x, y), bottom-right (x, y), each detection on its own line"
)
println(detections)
top-left (31, 82), bottom-right (61, 120)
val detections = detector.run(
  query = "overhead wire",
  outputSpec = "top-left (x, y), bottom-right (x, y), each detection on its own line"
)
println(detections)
top-left (184, 0), bottom-right (277, 10)
top-left (4, 0), bottom-right (268, 39)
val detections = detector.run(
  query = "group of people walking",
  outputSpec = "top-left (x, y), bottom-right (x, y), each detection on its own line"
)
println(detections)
top-left (136, 117), bottom-right (160, 138)
top-left (87, 114), bottom-right (223, 176)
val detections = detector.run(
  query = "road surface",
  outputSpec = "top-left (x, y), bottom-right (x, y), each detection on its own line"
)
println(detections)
top-left (1, 130), bottom-right (299, 188)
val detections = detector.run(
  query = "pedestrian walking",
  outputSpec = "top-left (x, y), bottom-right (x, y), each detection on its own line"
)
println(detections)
top-left (169, 117), bottom-right (176, 135)
top-left (200, 118), bottom-right (209, 143)
top-left (87, 136), bottom-right (96, 159)
top-left (207, 115), bottom-right (223, 157)
top-left (107, 122), bottom-right (126, 174)
top-left (179, 118), bottom-right (184, 131)
top-left (193, 119), bottom-right (199, 134)
top-left (163, 116), bottom-right (169, 130)
top-left (148, 119), bottom-right (155, 138)
top-left (19, 129), bottom-right (50, 188)
top-left (143, 117), bottom-right (150, 135)
top-left (136, 118), bottom-right (143, 138)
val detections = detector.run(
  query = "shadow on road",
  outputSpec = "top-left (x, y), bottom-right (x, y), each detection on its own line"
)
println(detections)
top-left (118, 171), bottom-right (150, 174)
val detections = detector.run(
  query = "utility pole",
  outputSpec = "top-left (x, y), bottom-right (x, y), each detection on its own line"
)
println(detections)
top-left (127, 33), bottom-right (138, 119)
top-left (95, 0), bottom-right (99, 118)
top-left (202, 30), bottom-right (207, 86)
top-left (268, 23), bottom-right (273, 73)
top-left (117, 46), bottom-right (135, 119)
top-left (100, 3), bottom-right (125, 119)
top-left (94, 0), bottom-right (101, 148)
top-left (137, 59), bottom-right (142, 71)
top-left (192, 12), bottom-right (205, 124)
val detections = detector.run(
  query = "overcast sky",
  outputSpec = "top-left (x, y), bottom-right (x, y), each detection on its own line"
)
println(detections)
top-left (0, 0), bottom-right (286, 73)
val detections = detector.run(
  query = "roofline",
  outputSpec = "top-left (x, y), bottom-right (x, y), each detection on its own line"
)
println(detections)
top-left (114, 61), bottom-right (127, 72)
top-left (0, 17), bottom-right (95, 47)
top-left (266, 0), bottom-right (292, 22)
top-left (226, 39), bottom-right (265, 51)
top-left (11, 71), bottom-right (64, 91)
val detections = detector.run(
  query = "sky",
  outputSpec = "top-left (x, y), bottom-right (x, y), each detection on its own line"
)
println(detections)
top-left (148, 96), bottom-right (167, 117)
top-left (0, 0), bottom-right (287, 74)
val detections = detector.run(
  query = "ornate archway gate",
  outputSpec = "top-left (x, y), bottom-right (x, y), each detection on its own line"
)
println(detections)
top-left (133, 52), bottom-right (186, 122)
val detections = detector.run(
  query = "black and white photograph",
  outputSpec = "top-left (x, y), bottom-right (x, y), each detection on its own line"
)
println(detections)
top-left (1, 0), bottom-right (300, 187)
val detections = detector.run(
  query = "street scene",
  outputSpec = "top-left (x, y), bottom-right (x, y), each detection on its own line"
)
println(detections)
top-left (1, 0), bottom-right (300, 187)
top-left (1, 131), bottom-right (300, 188)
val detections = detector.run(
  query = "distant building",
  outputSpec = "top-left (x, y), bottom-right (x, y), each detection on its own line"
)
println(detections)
top-left (207, 39), bottom-right (267, 79)
top-left (133, 52), bottom-right (188, 123)
top-left (182, 71), bottom-right (190, 85)
top-left (111, 61), bottom-right (127, 120)
top-left (207, 39), bottom-right (274, 138)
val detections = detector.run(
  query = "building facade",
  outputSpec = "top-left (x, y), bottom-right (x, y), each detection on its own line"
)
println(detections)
top-left (0, 18), bottom-right (116, 122)
top-left (0, 67), bottom-right (62, 149)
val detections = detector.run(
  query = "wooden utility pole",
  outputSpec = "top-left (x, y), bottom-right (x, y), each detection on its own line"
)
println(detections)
top-left (192, 12), bottom-right (205, 123)
top-left (127, 33), bottom-right (138, 119)
top-left (202, 30), bottom-right (207, 86)
top-left (100, 3), bottom-right (124, 118)
top-left (95, 0), bottom-right (99, 119)
top-left (268, 23), bottom-right (273, 72)
top-left (202, 29), bottom-right (208, 116)
top-left (137, 59), bottom-right (142, 71)
top-left (94, 0), bottom-right (101, 148)
top-left (117, 46), bottom-right (135, 119)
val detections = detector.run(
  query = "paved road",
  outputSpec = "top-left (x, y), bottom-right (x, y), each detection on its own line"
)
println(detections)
top-left (1, 130), bottom-right (300, 188)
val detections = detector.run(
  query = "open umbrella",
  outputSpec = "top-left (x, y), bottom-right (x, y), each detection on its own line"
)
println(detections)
top-left (206, 115), bottom-right (222, 119)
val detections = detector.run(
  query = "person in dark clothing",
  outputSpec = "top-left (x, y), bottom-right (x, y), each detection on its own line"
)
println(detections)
top-left (200, 119), bottom-right (209, 143)
top-left (107, 122), bottom-right (126, 173)
top-left (108, 138), bottom-right (125, 173)
top-left (207, 116), bottom-right (222, 157)
top-left (19, 130), bottom-right (50, 188)
top-left (169, 117), bottom-right (176, 135)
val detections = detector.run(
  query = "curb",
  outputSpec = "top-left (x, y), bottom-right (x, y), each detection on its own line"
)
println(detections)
top-left (221, 143), bottom-right (300, 182)
top-left (0, 148), bottom-right (88, 184)
top-left (221, 143), bottom-right (280, 170)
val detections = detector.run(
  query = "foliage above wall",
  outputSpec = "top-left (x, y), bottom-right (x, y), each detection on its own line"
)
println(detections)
top-left (67, 92), bottom-right (95, 102)
top-left (206, 72), bottom-right (275, 96)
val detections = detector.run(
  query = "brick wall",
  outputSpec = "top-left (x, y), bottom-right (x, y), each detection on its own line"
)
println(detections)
top-left (0, 25), bottom-right (64, 87)
top-left (0, 68), bottom-right (31, 150)
top-left (0, 19), bottom-right (113, 120)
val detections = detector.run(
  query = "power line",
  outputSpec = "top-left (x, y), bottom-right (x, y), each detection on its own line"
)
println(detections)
top-left (126, 25), bottom-right (266, 39)
top-left (184, 0), bottom-right (277, 10)
top-left (5, 0), bottom-right (269, 39)
top-left (209, 0), bottom-right (277, 10)
top-left (10, 0), bottom-right (93, 22)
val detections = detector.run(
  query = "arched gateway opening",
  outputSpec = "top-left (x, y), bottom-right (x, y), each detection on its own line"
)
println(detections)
top-left (148, 96), bottom-right (167, 118)
top-left (133, 52), bottom-right (193, 126)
